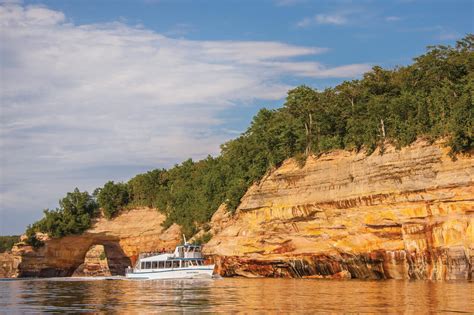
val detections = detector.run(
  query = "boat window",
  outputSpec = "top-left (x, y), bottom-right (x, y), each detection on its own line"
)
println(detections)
top-left (152, 261), bottom-right (158, 269)
top-left (165, 261), bottom-right (172, 268)
top-left (197, 260), bottom-right (203, 266)
top-left (141, 262), bottom-right (145, 269)
top-left (172, 261), bottom-right (179, 268)
top-left (145, 262), bottom-right (151, 269)
top-left (159, 261), bottom-right (164, 269)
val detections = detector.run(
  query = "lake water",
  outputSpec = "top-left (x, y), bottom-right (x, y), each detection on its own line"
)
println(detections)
top-left (0, 278), bottom-right (473, 313)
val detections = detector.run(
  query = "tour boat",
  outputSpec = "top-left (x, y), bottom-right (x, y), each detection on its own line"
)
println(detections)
top-left (125, 238), bottom-right (215, 280)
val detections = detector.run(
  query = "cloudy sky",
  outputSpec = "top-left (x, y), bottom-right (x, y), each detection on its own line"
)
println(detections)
top-left (0, 0), bottom-right (472, 235)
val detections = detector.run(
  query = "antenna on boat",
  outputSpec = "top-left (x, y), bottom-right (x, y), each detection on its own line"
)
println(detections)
top-left (183, 234), bottom-right (188, 245)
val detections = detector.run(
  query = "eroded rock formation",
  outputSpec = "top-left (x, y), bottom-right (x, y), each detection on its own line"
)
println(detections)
top-left (72, 244), bottom-right (111, 277)
top-left (10, 207), bottom-right (181, 277)
top-left (204, 140), bottom-right (474, 280)
top-left (0, 252), bottom-right (16, 278)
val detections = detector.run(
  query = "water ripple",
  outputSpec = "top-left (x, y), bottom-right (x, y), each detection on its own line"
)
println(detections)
top-left (1, 278), bottom-right (473, 313)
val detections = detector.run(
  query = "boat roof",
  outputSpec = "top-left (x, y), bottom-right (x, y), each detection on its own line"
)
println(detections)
top-left (140, 254), bottom-right (173, 262)
top-left (138, 244), bottom-right (203, 262)
top-left (140, 254), bottom-right (204, 262)
top-left (178, 244), bottom-right (201, 248)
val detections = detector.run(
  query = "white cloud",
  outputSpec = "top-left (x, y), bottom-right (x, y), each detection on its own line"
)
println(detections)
top-left (0, 3), bottom-right (369, 234)
top-left (315, 14), bottom-right (347, 25)
top-left (385, 16), bottom-right (401, 22)
top-left (296, 17), bottom-right (312, 28)
top-left (297, 13), bottom-right (347, 27)
top-left (316, 64), bottom-right (372, 77)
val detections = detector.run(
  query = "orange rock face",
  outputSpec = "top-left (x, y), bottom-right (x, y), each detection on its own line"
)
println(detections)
top-left (0, 252), bottom-right (17, 278)
top-left (204, 141), bottom-right (474, 280)
top-left (11, 207), bottom-right (181, 277)
top-left (72, 244), bottom-right (111, 277)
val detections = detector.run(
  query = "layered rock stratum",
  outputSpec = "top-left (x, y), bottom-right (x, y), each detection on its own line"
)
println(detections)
top-left (204, 140), bottom-right (473, 280)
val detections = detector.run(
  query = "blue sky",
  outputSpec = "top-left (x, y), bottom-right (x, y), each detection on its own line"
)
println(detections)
top-left (0, 0), bottom-right (472, 235)
top-left (26, 0), bottom-right (472, 63)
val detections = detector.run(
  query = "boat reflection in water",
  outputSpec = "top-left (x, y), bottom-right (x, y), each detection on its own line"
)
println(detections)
top-left (125, 238), bottom-right (214, 280)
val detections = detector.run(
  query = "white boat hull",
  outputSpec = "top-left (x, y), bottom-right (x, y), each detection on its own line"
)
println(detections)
top-left (125, 265), bottom-right (215, 280)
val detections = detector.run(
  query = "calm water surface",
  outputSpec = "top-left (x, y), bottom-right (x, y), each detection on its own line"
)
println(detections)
top-left (0, 278), bottom-right (472, 313)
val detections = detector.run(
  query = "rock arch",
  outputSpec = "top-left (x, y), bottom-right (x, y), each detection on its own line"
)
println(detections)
top-left (12, 208), bottom-right (181, 277)
top-left (72, 242), bottom-right (131, 276)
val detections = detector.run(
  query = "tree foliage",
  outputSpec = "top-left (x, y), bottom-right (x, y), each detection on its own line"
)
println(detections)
top-left (95, 181), bottom-right (129, 219)
top-left (0, 235), bottom-right (20, 253)
top-left (26, 188), bottom-right (97, 242)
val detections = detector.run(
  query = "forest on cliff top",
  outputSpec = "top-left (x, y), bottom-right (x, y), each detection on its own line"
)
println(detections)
top-left (24, 35), bottom-right (473, 244)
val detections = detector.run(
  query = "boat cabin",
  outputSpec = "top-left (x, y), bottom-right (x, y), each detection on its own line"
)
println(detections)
top-left (139, 259), bottom-right (204, 270)
top-left (135, 244), bottom-right (205, 271)
top-left (174, 245), bottom-right (203, 259)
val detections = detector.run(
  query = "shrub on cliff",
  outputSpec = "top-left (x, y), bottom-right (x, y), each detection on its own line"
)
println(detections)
top-left (152, 157), bottom-right (228, 237)
top-left (192, 232), bottom-right (212, 245)
top-left (24, 227), bottom-right (44, 248)
top-left (128, 169), bottom-right (168, 208)
top-left (27, 188), bottom-right (98, 239)
top-left (0, 235), bottom-right (20, 253)
top-left (95, 181), bottom-right (129, 219)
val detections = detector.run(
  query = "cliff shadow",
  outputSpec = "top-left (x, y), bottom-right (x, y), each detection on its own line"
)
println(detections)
top-left (101, 241), bottom-right (131, 276)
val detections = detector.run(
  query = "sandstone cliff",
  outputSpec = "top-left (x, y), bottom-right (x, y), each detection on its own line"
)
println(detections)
top-left (204, 140), bottom-right (473, 280)
top-left (3, 141), bottom-right (472, 280)
top-left (6, 207), bottom-right (181, 277)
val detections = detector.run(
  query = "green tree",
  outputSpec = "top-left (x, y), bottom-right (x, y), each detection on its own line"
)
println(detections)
top-left (0, 235), bottom-right (20, 253)
top-left (96, 181), bottom-right (130, 219)
top-left (284, 85), bottom-right (321, 155)
top-left (128, 169), bottom-right (167, 207)
top-left (28, 188), bottom-right (97, 238)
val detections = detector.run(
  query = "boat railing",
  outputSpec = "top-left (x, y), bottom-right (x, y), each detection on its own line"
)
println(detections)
top-left (137, 247), bottom-right (203, 260)
top-left (139, 251), bottom-right (170, 259)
